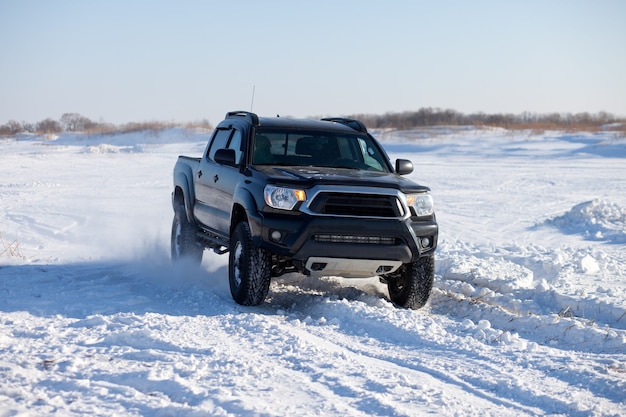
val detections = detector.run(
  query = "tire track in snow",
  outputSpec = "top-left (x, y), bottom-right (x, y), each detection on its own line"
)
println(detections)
top-left (264, 280), bottom-right (625, 416)
top-left (280, 318), bottom-right (544, 416)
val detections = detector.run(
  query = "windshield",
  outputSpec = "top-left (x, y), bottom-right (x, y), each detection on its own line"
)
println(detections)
top-left (252, 130), bottom-right (391, 172)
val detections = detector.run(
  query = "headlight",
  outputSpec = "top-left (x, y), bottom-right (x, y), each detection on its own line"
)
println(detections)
top-left (406, 193), bottom-right (434, 216)
top-left (264, 185), bottom-right (306, 210)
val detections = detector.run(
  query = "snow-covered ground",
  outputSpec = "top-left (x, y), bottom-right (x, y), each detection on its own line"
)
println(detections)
top-left (1, 126), bottom-right (624, 416)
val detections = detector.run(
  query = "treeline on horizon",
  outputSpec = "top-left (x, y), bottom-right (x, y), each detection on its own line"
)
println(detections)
top-left (349, 108), bottom-right (626, 132)
top-left (1, 108), bottom-right (625, 136)
top-left (0, 113), bottom-right (213, 136)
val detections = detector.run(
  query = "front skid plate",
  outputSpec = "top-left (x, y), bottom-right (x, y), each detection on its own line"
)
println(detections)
top-left (305, 257), bottom-right (402, 278)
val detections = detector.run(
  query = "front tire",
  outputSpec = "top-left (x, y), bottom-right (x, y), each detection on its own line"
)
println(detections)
top-left (229, 222), bottom-right (271, 306)
top-left (171, 206), bottom-right (203, 264)
top-left (386, 255), bottom-right (434, 310)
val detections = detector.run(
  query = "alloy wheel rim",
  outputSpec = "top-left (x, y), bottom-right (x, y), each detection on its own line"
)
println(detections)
top-left (233, 242), bottom-right (243, 286)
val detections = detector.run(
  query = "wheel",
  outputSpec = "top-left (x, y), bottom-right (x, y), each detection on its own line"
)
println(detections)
top-left (171, 206), bottom-right (203, 264)
top-left (386, 255), bottom-right (434, 310)
top-left (229, 222), bottom-right (272, 306)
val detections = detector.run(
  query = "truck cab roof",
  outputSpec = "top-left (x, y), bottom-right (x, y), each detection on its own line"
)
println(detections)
top-left (220, 111), bottom-right (368, 134)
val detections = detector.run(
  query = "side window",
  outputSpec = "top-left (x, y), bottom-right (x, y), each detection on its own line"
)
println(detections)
top-left (227, 130), bottom-right (243, 165)
top-left (207, 129), bottom-right (231, 161)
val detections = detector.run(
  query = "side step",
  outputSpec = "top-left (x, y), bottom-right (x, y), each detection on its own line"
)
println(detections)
top-left (195, 230), bottom-right (229, 254)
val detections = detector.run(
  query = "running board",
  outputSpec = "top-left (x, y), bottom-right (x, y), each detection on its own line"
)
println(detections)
top-left (195, 230), bottom-right (229, 254)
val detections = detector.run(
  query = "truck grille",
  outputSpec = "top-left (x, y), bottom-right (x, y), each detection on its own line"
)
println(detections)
top-left (309, 193), bottom-right (404, 217)
top-left (314, 234), bottom-right (397, 245)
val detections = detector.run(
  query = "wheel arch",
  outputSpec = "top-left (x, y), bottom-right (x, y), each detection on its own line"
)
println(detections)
top-left (230, 203), bottom-right (248, 236)
top-left (231, 187), bottom-right (264, 246)
top-left (172, 170), bottom-right (195, 224)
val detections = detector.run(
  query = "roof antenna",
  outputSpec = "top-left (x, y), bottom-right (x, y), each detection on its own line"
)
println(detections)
top-left (250, 85), bottom-right (256, 112)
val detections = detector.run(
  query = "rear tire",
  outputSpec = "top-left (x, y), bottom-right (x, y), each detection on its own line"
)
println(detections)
top-left (171, 206), bottom-right (203, 265)
top-left (386, 255), bottom-right (434, 310)
top-left (229, 222), bottom-right (271, 306)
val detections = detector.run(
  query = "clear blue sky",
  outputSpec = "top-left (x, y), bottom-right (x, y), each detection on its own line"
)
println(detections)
top-left (1, 0), bottom-right (625, 125)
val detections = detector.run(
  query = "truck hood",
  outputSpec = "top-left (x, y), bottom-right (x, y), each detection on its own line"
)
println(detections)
top-left (253, 166), bottom-right (430, 193)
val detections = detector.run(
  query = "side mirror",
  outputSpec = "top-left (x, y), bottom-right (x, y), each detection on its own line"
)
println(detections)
top-left (395, 159), bottom-right (413, 175)
top-left (214, 148), bottom-right (237, 167)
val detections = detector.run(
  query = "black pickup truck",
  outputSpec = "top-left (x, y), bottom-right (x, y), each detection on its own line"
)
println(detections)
top-left (171, 111), bottom-right (438, 309)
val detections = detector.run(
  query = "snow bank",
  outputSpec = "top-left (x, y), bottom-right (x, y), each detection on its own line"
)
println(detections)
top-left (547, 199), bottom-right (626, 243)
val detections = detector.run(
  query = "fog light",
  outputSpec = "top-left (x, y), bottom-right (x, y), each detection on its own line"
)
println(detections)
top-left (421, 237), bottom-right (430, 248)
top-left (271, 230), bottom-right (282, 241)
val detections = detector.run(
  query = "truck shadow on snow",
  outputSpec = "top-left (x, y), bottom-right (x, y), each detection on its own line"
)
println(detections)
top-left (0, 259), bottom-right (231, 319)
top-left (0, 258), bottom-right (390, 319)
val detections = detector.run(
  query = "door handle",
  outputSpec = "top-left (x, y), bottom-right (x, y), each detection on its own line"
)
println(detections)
top-left (214, 174), bottom-right (219, 183)
top-left (198, 170), bottom-right (203, 178)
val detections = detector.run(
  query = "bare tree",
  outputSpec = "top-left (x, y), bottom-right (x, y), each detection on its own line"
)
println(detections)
top-left (60, 113), bottom-right (93, 132)
top-left (36, 118), bottom-right (63, 134)
top-left (21, 120), bottom-right (35, 133)
top-left (0, 120), bottom-right (25, 135)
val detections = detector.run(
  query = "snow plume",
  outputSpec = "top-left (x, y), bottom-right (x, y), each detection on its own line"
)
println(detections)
top-left (548, 199), bottom-right (626, 243)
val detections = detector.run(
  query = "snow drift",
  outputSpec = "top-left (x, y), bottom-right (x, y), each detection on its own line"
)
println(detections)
top-left (548, 199), bottom-right (626, 243)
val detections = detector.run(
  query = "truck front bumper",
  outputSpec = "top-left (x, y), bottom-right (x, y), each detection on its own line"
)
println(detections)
top-left (249, 211), bottom-right (438, 277)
